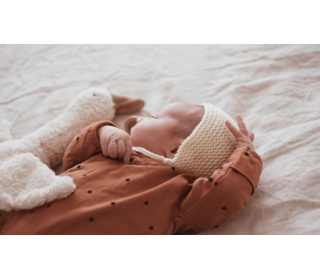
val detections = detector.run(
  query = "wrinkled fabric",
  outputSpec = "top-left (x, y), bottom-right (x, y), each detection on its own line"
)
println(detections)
top-left (1, 44), bottom-right (319, 234)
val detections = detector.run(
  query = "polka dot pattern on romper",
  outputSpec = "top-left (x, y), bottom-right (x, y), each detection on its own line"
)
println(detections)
top-left (88, 190), bottom-right (92, 194)
top-left (172, 167), bottom-right (175, 171)
top-left (149, 226), bottom-right (154, 230)
top-left (214, 182), bottom-right (218, 185)
top-left (222, 207), bottom-right (227, 210)
top-left (144, 201), bottom-right (148, 205)
top-left (111, 202), bottom-right (116, 206)
top-left (89, 217), bottom-right (94, 222)
top-left (209, 178), bottom-right (213, 182)
top-left (77, 165), bottom-right (81, 168)
top-left (245, 152), bottom-right (249, 156)
top-left (126, 178), bottom-right (130, 182)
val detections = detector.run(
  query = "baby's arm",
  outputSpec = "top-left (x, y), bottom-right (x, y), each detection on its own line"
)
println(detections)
top-left (176, 115), bottom-right (262, 233)
top-left (62, 120), bottom-right (117, 170)
top-left (177, 146), bottom-right (262, 233)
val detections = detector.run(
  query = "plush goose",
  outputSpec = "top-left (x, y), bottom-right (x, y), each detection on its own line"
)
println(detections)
top-left (0, 87), bottom-right (145, 212)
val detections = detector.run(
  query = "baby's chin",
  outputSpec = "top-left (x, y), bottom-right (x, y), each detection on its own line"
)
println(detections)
top-left (128, 127), bottom-right (139, 145)
top-left (129, 129), bottom-right (153, 152)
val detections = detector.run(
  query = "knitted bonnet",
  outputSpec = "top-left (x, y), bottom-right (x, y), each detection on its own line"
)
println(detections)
top-left (125, 103), bottom-right (237, 178)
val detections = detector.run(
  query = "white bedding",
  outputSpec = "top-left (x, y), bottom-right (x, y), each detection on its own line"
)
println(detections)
top-left (1, 44), bottom-right (319, 234)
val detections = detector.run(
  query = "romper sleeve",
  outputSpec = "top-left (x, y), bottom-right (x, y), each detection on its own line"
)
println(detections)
top-left (176, 146), bottom-right (263, 233)
top-left (62, 120), bottom-right (117, 171)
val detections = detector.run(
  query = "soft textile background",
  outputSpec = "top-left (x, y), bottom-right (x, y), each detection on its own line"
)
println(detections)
top-left (1, 44), bottom-right (319, 234)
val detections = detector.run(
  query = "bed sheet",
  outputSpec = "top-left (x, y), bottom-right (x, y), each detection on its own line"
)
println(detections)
top-left (1, 44), bottom-right (319, 234)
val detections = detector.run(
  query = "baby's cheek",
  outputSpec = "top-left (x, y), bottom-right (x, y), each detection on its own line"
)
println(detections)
top-left (132, 122), bottom-right (155, 140)
top-left (130, 127), bottom-right (145, 146)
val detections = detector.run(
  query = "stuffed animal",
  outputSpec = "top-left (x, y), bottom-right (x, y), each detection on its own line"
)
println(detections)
top-left (0, 87), bottom-right (145, 212)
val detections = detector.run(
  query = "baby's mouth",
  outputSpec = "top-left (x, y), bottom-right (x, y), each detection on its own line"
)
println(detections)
top-left (124, 116), bottom-right (140, 135)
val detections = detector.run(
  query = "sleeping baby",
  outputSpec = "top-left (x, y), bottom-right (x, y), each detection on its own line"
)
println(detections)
top-left (0, 99), bottom-right (262, 235)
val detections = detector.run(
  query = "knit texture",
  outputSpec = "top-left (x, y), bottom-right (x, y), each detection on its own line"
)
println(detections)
top-left (132, 103), bottom-right (237, 177)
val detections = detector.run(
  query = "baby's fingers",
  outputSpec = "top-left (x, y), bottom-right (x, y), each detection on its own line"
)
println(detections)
top-left (108, 140), bottom-right (118, 159)
top-left (123, 138), bottom-right (132, 165)
top-left (117, 140), bottom-right (126, 161)
top-left (236, 115), bottom-right (249, 137)
top-left (249, 131), bottom-right (255, 142)
top-left (225, 120), bottom-right (243, 139)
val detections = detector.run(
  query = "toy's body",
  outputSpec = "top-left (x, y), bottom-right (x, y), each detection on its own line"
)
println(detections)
top-left (0, 88), bottom-right (115, 211)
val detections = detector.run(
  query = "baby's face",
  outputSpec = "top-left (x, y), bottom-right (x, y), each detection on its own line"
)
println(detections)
top-left (129, 102), bottom-right (204, 159)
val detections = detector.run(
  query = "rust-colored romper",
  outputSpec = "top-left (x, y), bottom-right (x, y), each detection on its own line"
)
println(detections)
top-left (0, 120), bottom-right (263, 235)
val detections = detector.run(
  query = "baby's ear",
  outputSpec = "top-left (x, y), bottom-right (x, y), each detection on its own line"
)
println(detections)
top-left (0, 120), bottom-right (12, 143)
top-left (124, 116), bottom-right (140, 134)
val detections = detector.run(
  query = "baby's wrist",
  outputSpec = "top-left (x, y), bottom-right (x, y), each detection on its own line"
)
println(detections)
top-left (237, 142), bottom-right (255, 151)
top-left (97, 125), bottom-right (111, 140)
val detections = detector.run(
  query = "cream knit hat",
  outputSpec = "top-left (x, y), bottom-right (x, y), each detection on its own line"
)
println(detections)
top-left (125, 103), bottom-right (237, 178)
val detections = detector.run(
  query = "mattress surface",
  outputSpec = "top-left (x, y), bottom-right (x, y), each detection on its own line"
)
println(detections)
top-left (1, 44), bottom-right (319, 234)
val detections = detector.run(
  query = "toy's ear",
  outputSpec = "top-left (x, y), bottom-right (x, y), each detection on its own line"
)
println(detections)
top-left (111, 93), bottom-right (145, 115)
top-left (0, 120), bottom-right (12, 143)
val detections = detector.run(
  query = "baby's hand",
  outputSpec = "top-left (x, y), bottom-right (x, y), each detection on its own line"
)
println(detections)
top-left (225, 115), bottom-right (255, 151)
top-left (97, 125), bottom-right (132, 164)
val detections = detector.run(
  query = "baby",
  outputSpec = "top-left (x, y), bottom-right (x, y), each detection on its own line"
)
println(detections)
top-left (0, 99), bottom-right (262, 235)
top-left (98, 102), bottom-right (255, 166)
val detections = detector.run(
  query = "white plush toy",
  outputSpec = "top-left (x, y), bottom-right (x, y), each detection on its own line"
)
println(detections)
top-left (0, 87), bottom-right (145, 212)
